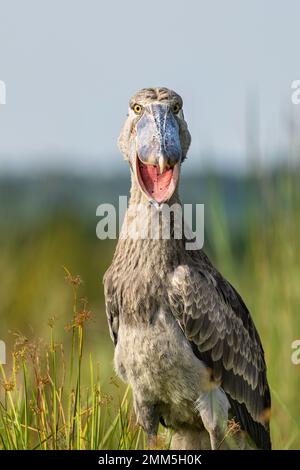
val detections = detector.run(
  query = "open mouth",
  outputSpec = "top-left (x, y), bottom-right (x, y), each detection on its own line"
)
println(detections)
top-left (136, 156), bottom-right (179, 204)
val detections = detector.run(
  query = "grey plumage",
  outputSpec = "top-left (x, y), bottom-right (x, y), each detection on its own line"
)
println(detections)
top-left (103, 87), bottom-right (271, 450)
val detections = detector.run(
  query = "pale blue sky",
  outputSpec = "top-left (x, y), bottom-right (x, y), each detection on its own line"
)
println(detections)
top-left (0, 0), bottom-right (300, 174)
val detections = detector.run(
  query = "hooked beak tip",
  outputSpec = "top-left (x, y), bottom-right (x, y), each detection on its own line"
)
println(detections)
top-left (158, 155), bottom-right (167, 174)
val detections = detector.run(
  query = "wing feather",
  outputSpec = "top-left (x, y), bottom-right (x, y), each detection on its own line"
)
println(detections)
top-left (103, 270), bottom-right (119, 345)
top-left (169, 263), bottom-right (271, 449)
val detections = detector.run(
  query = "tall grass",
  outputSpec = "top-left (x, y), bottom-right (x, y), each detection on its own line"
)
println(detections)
top-left (0, 270), bottom-right (150, 450)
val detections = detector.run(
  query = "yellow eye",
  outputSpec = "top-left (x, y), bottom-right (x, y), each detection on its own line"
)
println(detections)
top-left (172, 103), bottom-right (181, 114)
top-left (133, 103), bottom-right (142, 114)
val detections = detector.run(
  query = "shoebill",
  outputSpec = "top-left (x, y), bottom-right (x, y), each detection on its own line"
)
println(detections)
top-left (103, 87), bottom-right (271, 450)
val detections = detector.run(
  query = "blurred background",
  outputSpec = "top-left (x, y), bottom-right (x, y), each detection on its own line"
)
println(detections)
top-left (0, 0), bottom-right (300, 449)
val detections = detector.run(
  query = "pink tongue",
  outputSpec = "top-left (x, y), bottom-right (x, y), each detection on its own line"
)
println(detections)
top-left (139, 162), bottom-right (173, 203)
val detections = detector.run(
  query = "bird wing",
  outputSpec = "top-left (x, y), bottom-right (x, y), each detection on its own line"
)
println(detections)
top-left (103, 270), bottom-right (119, 346)
top-left (168, 262), bottom-right (271, 449)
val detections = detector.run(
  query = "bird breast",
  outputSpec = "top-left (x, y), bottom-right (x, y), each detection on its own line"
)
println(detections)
top-left (114, 307), bottom-right (211, 410)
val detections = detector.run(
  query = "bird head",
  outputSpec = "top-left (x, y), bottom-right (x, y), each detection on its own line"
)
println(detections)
top-left (118, 87), bottom-right (191, 205)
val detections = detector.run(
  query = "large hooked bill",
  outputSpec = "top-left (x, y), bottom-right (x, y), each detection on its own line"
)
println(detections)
top-left (134, 103), bottom-right (182, 206)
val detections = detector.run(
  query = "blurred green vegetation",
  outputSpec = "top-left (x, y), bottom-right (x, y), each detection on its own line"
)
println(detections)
top-left (0, 169), bottom-right (299, 449)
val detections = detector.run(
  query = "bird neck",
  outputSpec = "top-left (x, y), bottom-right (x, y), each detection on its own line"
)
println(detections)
top-left (116, 174), bottom-right (186, 260)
